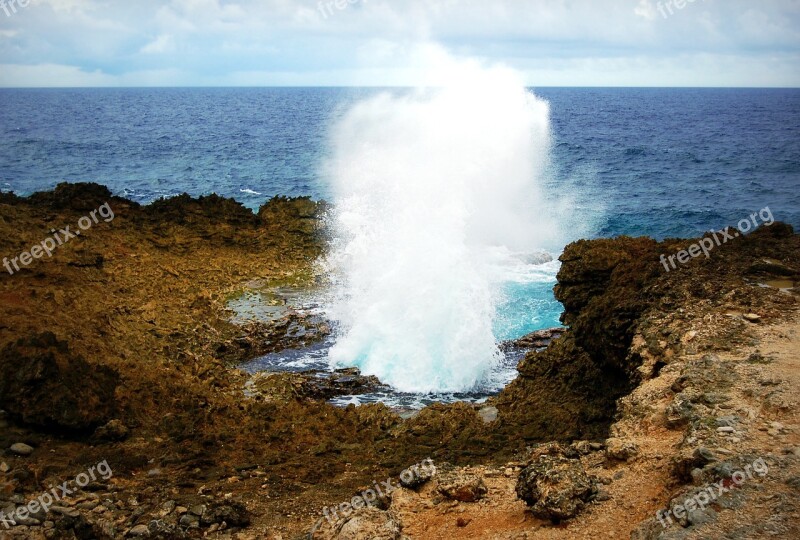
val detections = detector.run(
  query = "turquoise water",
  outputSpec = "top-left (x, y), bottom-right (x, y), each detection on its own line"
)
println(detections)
top-left (495, 280), bottom-right (564, 341)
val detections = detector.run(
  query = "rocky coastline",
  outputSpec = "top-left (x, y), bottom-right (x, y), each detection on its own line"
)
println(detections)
top-left (0, 183), bottom-right (798, 539)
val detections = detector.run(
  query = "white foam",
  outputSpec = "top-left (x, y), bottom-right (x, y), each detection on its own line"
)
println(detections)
top-left (322, 45), bottom-right (565, 393)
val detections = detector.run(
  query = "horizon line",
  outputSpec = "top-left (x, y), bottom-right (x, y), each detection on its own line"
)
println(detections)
top-left (0, 85), bottom-right (799, 90)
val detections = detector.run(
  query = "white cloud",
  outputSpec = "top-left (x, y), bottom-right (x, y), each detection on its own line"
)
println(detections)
top-left (0, 0), bottom-right (797, 87)
top-left (140, 34), bottom-right (175, 54)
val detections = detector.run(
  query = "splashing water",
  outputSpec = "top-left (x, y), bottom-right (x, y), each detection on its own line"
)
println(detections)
top-left (323, 48), bottom-right (564, 394)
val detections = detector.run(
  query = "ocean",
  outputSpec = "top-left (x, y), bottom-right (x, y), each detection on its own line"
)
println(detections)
top-left (1, 87), bottom-right (798, 239)
top-left (2, 87), bottom-right (798, 404)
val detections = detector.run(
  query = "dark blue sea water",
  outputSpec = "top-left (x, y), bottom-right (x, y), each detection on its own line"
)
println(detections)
top-left (1, 88), bottom-right (798, 240)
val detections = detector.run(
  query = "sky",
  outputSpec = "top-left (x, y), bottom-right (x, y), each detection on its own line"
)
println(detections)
top-left (0, 0), bottom-right (798, 87)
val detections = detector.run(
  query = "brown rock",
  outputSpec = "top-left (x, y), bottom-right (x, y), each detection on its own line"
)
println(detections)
top-left (516, 455), bottom-right (597, 522)
top-left (436, 470), bottom-right (488, 502)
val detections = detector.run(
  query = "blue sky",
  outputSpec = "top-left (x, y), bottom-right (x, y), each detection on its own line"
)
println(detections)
top-left (0, 0), bottom-right (798, 87)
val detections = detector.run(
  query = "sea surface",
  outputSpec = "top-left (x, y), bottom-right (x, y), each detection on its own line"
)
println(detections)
top-left (1, 88), bottom-right (798, 239)
top-left (2, 87), bottom-right (798, 406)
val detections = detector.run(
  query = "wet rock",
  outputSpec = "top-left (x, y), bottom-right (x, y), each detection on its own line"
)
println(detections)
top-left (0, 333), bottom-right (119, 433)
top-left (501, 327), bottom-right (565, 351)
top-left (305, 368), bottom-right (389, 400)
top-left (436, 470), bottom-right (487, 502)
top-left (251, 368), bottom-right (388, 402)
top-left (516, 455), bottom-right (597, 522)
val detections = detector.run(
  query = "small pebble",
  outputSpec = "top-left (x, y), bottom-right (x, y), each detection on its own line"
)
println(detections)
top-left (9, 443), bottom-right (34, 456)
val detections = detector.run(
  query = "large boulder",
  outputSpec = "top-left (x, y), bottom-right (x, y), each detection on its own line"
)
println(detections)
top-left (516, 454), bottom-right (597, 522)
top-left (0, 333), bottom-right (119, 433)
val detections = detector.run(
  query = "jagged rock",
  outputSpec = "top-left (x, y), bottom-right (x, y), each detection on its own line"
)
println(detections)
top-left (27, 182), bottom-right (121, 212)
top-left (250, 368), bottom-right (388, 402)
top-left (0, 333), bottom-right (119, 433)
top-left (665, 393), bottom-right (699, 428)
top-left (258, 196), bottom-right (324, 235)
top-left (605, 438), bottom-right (640, 461)
top-left (143, 192), bottom-right (259, 228)
top-left (436, 470), bottom-right (487, 502)
top-left (500, 327), bottom-right (565, 351)
top-left (516, 455), bottom-right (597, 522)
